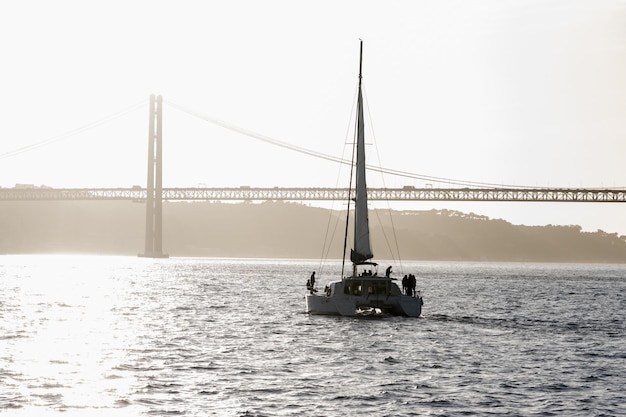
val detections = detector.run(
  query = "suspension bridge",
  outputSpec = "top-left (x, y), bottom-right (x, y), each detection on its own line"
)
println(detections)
top-left (2, 186), bottom-right (626, 203)
top-left (1, 95), bottom-right (624, 257)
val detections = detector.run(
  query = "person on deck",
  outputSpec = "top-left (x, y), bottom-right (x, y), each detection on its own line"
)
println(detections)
top-left (409, 274), bottom-right (416, 297)
top-left (406, 274), bottom-right (411, 296)
top-left (385, 265), bottom-right (392, 278)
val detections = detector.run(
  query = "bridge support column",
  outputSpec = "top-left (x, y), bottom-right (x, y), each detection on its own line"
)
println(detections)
top-left (140, 94), bottom-right (168, 258)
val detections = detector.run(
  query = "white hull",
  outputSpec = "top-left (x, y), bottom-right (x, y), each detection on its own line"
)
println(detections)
top-left (306, 277), bottom-right (422, 317)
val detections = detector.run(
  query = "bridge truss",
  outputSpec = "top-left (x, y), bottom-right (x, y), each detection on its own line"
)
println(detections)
top-left (2, 187), bottom-right (626, 203)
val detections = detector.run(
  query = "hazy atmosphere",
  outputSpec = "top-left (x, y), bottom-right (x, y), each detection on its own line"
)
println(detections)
top-left (1, 1), bottom-right (625, 233)
top-left (3, 201), bottom-right (626, 262)
top-left (2, 3), bottom-right (626, 414)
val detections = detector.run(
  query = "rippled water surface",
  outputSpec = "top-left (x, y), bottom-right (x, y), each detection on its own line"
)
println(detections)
top-left (1, 255), bottom-right (625, 416)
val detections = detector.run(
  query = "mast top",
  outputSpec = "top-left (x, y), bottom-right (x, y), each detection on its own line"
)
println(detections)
top-left (358, 39), bottom-right (363, 86)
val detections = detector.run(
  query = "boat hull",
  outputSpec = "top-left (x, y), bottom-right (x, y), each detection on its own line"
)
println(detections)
top-left (306, 293), bottom-right (347, 316)
top-left (306, 278), bottom-right (422, 317)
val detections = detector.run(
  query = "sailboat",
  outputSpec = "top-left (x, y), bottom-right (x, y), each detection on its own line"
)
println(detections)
top-left (305, 41), bottom-right (423, 317)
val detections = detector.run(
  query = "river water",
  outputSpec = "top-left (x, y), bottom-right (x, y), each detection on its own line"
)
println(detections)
top-left (1, 255), bottom-right (625, 416)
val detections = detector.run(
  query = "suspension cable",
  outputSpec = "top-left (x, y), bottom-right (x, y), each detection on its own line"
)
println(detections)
top-left (0, 99), bottom-right (148, 160)
top-left (164, 99), bottom-right (561, 190)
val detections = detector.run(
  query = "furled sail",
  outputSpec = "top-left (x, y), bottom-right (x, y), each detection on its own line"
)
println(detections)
top-left (351, 43), bottom-right (373, 265)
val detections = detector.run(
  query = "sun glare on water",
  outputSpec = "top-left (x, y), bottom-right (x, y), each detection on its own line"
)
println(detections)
top-left (6, 255), bottom-right (144, 415)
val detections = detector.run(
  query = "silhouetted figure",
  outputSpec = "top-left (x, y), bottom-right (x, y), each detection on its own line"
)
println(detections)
top-left (402, 275), bottom-right (408, 295)
top-left (409, 274), bottom-right (416, 297)
top-left (385, 265), bottom-right (392, 278)
top-left (310, 271), bottom-right (316, 289)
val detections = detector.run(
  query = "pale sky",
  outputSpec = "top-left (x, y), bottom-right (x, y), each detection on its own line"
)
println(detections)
top-left (1, 1), bottom-right (626, 234)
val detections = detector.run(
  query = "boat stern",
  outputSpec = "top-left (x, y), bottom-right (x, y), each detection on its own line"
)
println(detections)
top-left (397, 296), bottom-right (423, 317)
top-left (306, 293), bottom-right (341, 315)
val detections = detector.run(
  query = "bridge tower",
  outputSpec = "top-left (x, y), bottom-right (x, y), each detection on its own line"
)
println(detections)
top-left (140, 94), bottom-right (168, 258)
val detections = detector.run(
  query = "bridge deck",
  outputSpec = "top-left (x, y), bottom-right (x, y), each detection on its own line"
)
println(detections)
top-left (2, 187), bottom-right (626, 202)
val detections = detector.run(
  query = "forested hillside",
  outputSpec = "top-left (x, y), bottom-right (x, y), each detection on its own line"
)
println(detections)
top-left (1, 201), bottom-right (625, 262)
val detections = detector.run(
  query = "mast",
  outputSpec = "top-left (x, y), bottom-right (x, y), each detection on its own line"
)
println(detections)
top-left (350, 40), bottom-right (374, 268)
top-left (358, 40), bottom-right (363, 88)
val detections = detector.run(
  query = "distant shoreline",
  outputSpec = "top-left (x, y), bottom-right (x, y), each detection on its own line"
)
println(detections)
top-left (1, 200), bottom-right (625, 263)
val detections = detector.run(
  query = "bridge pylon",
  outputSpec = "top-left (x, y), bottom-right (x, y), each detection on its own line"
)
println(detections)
top-left (139, 94), bottom-right (168, 258)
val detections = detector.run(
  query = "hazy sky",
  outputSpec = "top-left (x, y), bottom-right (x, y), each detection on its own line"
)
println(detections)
top-left (1, 1), bottom-right (626, 234)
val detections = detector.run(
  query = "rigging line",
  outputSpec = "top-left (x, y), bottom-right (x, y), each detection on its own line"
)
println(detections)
top-left (362, 85), bottom-right (403, 272)
top-left (342, 93), bottom-right (360, 279)
top-left (163, 99), bottom-right (527, 189)
top-left (319, 86), bottom-right (360, 276)
top-left (0, 99), bottom-right (148, 161)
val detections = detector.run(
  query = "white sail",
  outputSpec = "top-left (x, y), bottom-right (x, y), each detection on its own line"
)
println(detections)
top-left (351, 44), bottom-right (373, 265)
